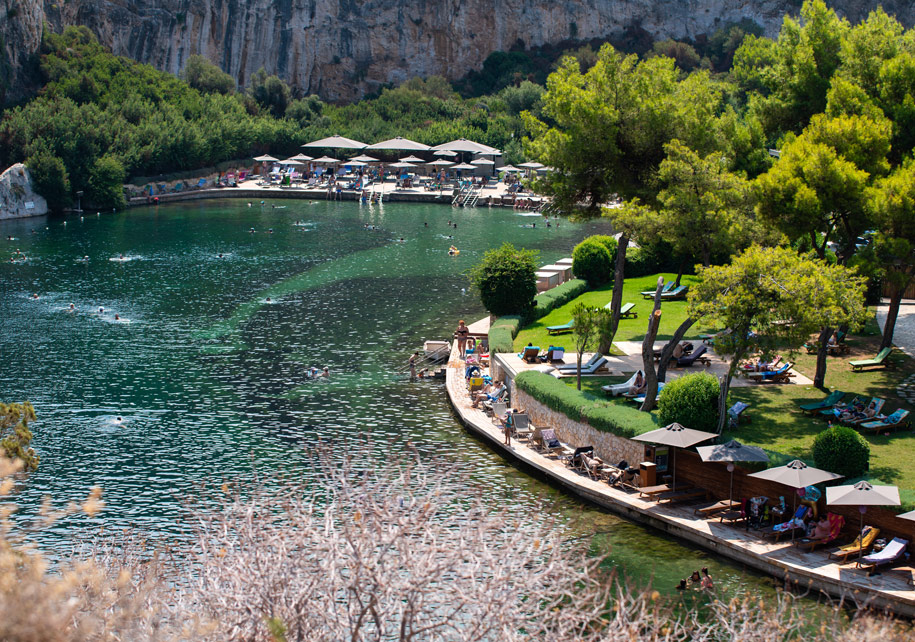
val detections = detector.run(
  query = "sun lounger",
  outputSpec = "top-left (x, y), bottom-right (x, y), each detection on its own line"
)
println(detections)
top-left (694, 499), bottom-right (740, 516)
top-left (638, 484), bottom-right (676, 499)
top-left (556, 356), bottom-right (609, 376)
top-left (641, 281), bottom-right (674, 299)
top-left (799, 390), bottom-right (844, 414)
top-left (656, 487), bottom-right (708, 504)
top-left (555, 353), bottom-right (602, 372)
top-left (602, 372), bottom-right (640, 396)
top-left (660, 285), bottom-right (689, 300)
top-left (676, 344), bottom-right (709, 368)
top-left (828, 526), bottom-right (880, 564)
top-left (518, 346), bottom-right (540, 363)
top-left (541, 347), bottom-right (565, 363)
top-left (859, 409), bottom-right (910, 433)
top-left (820, 395), bottom-right (865, 418)
top-left (727, 401), bottom-right (750, 427)
top-left (795, 513), bottom-right (845, 552)
top-left (838, 397), bottom-right (885, 425)
top-left (606, 301), bottom-right (638, 319)
top-left (857, 537), bottom-right (909, 575)
top-left (546, 320), bottom-right (574, 335)
top-left (850, 347), bottom-right (892, 372)
top-left (629, 381), bottom-right (665, 404)
top-left (760, 505), bottom-right (809, 540)
top-left (747, 362), bottom-right (794, 383)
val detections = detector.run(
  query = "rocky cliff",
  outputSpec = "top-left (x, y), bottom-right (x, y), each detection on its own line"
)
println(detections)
top-left (0, 164), bottom-right (48, 220)
top-left (2, 0), bottom-right (913, 103)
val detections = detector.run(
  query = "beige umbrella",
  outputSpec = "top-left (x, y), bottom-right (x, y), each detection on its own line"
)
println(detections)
top-left (427, 159), bottom-right (454, 166)
top-left (696, 439), bottom-right (769, 503)
top-left (452, 163), bottom-right (477, 171)
top-left (497, 165), bottom-right (521, 172)
top-left (366, 136), bottom-right (430, 151)
top-left (750, 460), bottom-right (843, 540)
top-left (302, 135), bottom-right (366, 149)
top-left (433, 150), bottom-right (458, 157)
top-left (312, 156), bottom-right (341, 164)
top-left (280, 158), bottom-right (304, 166)
top-left (827, 482), bottom-right (900, 559)
top-left (518, 162), bottom-right (545, 168)
top-left (253, 154), bottom-right (279, 162)
top-left (432, 138), bottom-right (499, 154)
top-left (350, 155), bottom-right (380, 162)
top-left (471, 158), bottom-right (495, 165)
top-left (290, 153), bottom-right (313, 161)
top-left (633, 423), bottom-right (717, 491)
top-left (399, 155), bottom-right (426, 163)
top-left (389, 162), bottom-right (417, 169)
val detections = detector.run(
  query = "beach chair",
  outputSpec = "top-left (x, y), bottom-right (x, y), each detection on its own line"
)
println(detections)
top-left (849, 347), bottom-right (893, 372)
top-left (857, 537), bottom-right (909, 575)
top-left (518, 346), bottom-right (540, 363)
top-left (828, 526), bottom-right (880, 564)
top-left (546, 320), bottom-right (574, 335)
top-left (555, 353), bottom-right (602, 372)
top-left (601, 372), bottom-right (640, 396)
top-left (700, 328), bottom-right (731, 346)
top-left (660, 285), bottom-right (689, 300)
top-left (605, 301), bottom-right (637, 319)
top-left (760, 505), bottom-right (809, 540)
top-left (630, 381), bottom-right (665, 404)
top-left (509, 412), bottom-right (533, 440)
top-left (489, 402), bottom-right (507, 423)
top-left (799, 390), bottom-right (844, 415)
top-left (828, 331), bottom-right (850, 355)
top-left (641, 281), bottom-right (674, 299)
top-left (819, 394), bottom-right (865, 419)
top-left (565, 356), bottom-right (609, 376)
top-left (747, 362), bottom-right (794, 383)
top-left (727, 401), bottom-right (750, 427)
top-left (533, 428), bottom-right (561, 455)
top-left (676, 344), bottom-right (709, 368)
top-left (795, 513), bottom-right (845, 552)
top-left (839, 397), bottom-right (885, 425)
top-left (541, 347), bottom-right (565, 363)
top-left (859, 409), bottom-right (910, 433)
top-left (656, 487), bottom-right (708, 505)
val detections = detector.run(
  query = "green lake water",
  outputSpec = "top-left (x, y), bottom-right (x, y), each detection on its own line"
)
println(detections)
top-left (0, 198), bottom-right (828, 611)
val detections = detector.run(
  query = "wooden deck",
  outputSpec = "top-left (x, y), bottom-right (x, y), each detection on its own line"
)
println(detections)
top-left (444, 342), bottom-right (915, 616)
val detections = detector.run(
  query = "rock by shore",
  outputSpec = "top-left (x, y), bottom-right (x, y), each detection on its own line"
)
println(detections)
top-left (0, 164), bottom-right (48, 220)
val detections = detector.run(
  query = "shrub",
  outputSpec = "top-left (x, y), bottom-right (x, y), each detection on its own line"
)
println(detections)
top-left (87, 154), bottom-right (126, 209)
top-left (813, 426), bottom-right (870, 478)
top-left (657, 372), bottom-right (720, 432)
top-left (25, 150), bottom-right (70, 212)
top-left (488, 316), bottom-right (521, 353)
top-left (469, 243), bottom-right (539, 316)
top-left (533, 279), bottom-right (587, 318)
top-left (514, 371), bottom-right (657, 438)
top-left (572, 238), bottom-right (613, 286)
top-left (182, 54), bottom-right (235, 94)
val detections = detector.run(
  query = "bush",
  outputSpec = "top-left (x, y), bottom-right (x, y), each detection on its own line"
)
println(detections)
top-left (87, 155), bottom-right (126, 209)
top-left (514, 371), bottom-right (657, 438)
top-left (25, 150), bottom-right (70, 212)
top-left (657, 372), bottom-right (720, 432)
top-left (469, 243), bottom-right (539, 316)
top-left (813, 426), bottom-right (870, 478)
top-left (488, 316), bottom-right (521, 353)
top-left (533, 279), bottom-right (587, 319)
top-left (572, 238), bottom-right (613, 286)
top-left (182, 55), bottom-right (235, 94)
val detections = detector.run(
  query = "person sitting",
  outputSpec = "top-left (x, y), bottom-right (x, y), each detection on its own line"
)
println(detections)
top-left (689, 570), bottom-right (701, 585)
top-left (806, 515), bottom-right (831, 542)
top-left (671, 343), bottom-right (686, 360)
top-left (627, 371), bottom-right (646, 397)
top-left (472, 382), bottom-right (505, 408)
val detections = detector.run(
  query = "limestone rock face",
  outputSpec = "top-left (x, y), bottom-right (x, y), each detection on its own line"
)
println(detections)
top-left (0, 164), bottom-right (48, 220)
top-left (2, 0), bottom-right (914, 103)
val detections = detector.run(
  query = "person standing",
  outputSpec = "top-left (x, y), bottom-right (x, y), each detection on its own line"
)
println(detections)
top-left (409, 352), bottom-right (418, 381)
top-left (455, 320), bottom-right (469, 359)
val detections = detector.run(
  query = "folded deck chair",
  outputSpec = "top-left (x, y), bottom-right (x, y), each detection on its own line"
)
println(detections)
top-left (660, 285), bottom-right (689, 300)
top-left (828, 526), bottom-right (880, 564)
top-left (518, 346), bottom-right (540, 363)
top-left (850, 347), bottom-right (892, 372)
top-left (676, 344), bottom-right (709, 368)
top-left (796, 513), bottom-right (845, 552)
top-left (857, 537), bottom-right (909, 575)
top-left (799, 390), bottom-right (844, 414)
top-left (860, 409), bottom-right (910, 432)
top-left (546, 320), bottom-right (574, 335)
top-left (748, 362), bottom-right (794, 383)
top-left (602, 372), bottom-right (640, 396)
top-left (641, 281), bottom-right (674, 298)
top-left (555, 353), bottom-right (602, 372)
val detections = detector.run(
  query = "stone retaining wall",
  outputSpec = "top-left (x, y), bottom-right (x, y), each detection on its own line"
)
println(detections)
top-left (512, 386), bottom-right (643, 466)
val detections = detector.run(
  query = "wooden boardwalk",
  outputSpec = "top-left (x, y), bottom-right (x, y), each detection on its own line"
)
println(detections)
top-left (444, 343), bottom-right (915, 616)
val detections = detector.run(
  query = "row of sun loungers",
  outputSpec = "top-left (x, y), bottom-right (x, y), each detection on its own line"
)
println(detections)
top-left (798, 391), bottom-right (911, 432)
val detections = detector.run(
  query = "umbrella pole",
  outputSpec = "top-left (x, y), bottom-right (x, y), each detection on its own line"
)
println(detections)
top-left (672, 448), bottom-right (677, 492)
top-left (859, 509), bottom-right (865, 561)
top-left (729, 468), bottom-right (734, 505)
top-left (791, 493), bottom-right (798, 542)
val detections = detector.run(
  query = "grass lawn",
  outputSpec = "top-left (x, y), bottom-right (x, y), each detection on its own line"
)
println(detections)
top-left (514, 274), bottom-right (718, 352)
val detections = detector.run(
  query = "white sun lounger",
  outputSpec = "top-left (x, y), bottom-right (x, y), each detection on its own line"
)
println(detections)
top-left (602, 371), bottom-right (640, 396)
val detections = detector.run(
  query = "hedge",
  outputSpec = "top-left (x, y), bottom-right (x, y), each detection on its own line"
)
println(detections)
top-left (533, 279), bottom-right (587, 319)
top-left (514, 370), bottom-right (657, 438)
top-left (488, 315), bottom-right (522, 354)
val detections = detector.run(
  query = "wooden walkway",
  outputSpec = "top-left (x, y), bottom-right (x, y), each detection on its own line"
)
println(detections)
top-left (444, 343), bottom-right (915, 616)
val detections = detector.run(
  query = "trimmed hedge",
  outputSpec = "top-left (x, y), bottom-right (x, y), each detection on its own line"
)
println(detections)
top-left (813, 425), bottom-right (870, 478)
top-left (533, 279), bottom-right (587, 319)
top-left (572, 239), bottom-right (613, 286)
top-left (514, 370), bottom-right (657, 438)
top-left (488, 315), bottom-right (522, 354)
top-left (657, 372), bottom-right (721, 433)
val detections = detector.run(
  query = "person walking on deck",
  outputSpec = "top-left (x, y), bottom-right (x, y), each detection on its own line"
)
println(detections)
top-left (455, 320), bottom-right (469, 359)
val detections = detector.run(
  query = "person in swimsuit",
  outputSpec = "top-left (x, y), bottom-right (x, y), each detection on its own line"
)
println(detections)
top-left (455, 320), bottom-right (469, 359)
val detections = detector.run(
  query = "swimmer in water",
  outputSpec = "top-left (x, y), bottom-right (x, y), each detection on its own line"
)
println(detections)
top-left (249, 227), bottom-right (255, 233)
top-left (218, 253), bottom-right (224, 258)
top-left (399, 237), bottom-right (404, 242)
top-left (31, 293), bottom-right (38, 300)
top-left (268, 228), bottom-right (274, 233)
top-left (115, 416), bottom-right (123, 424)
top-left (266, 297), bottom-right (272, 303)
top-left (98, 306), bottom-right (104, 314)
top-left (322, 367), bottom-right (329, 378)
top-left (119, 253), bottom-right (125, 260)
top-left (68, 303), bottom-right (75, 311)
top-left (247, 202), bottom-right (252, 207)
top-left (114, 314), bottom-right (120, 321)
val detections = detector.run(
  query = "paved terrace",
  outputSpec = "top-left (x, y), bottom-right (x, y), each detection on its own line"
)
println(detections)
top-left (445, 342), bottom-right (915, 616)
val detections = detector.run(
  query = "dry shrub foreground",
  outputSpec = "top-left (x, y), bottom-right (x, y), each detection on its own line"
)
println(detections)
top-left (0, 449), bottom-right (913, 641)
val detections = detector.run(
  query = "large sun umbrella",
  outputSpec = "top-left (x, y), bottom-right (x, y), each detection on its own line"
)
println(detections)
top-left (452, 163), bottom-right (477, 171)
top-left (497, 165), bottom-right (521, 172)
top-left (345, 160), bottom-right (367, 167)
top-left (280, 158), bottom-right (304, 165)
top-left (432, 138), bottom-right (499, 154)
top-left (289, 153), bottom-right (313, 161)
top-left (312, 156), bottom-right (341, 164)
top-left (399, 155), bottom-right (426, 163)
top-left (827, 481), bottom-right (900, 559)
top-left (633, 423), bottom-right (717, 491)
top-left (389, 162), bottom-right (416, 168)
top-left (253, 154), bottom-right (279, 163)
top-left (749, 460), bottom-right (843, 539)
top-left (433, 150), bottom-right (458, 157)
top-left (302, 135), bottom-right (367, 150)
top-left (350, 154), bottom-right (379, 163)
top-left (471, 158), bottom-right (495, 165)
top-left (518, 161), bottom-right (545, 169)
top-left (696, 439), bottom-right (769, 503)
top-left (427, 159), bottom-right (454, 166)
top-left (366, 136), bottom-right (430, 151)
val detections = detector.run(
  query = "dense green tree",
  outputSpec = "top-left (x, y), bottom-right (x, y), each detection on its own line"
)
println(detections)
top-left (249, 69), bottom-right (292, 118)
top-left (183, 55), bottom-right (235, 94)
top-left (469, 243), bottom-right (539, 317)
top-left (689, 246), bottom-right (866, 432)
top-left (25, 149), bottom-right (71, 212)
top-left (571, 303), bottom-right (604, 391)
top-left (0, 402), bottom-right (39, 471)
top-left (571, 238), bottom-right (613, 286)
top-left (87, 155), bottom-right (127, 209)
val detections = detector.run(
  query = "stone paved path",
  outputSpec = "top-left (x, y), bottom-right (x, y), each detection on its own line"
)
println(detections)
top-left (877, 298), bottom-right (915, 357)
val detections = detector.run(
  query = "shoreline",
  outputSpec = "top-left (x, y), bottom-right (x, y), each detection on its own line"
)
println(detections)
top-left (444, 336), bottom-right (915, 616)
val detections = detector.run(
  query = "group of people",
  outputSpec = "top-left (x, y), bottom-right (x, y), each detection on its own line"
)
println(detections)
top-left (305, 366), bottom-right (330, 379)
top-left (675, 567), bottom-right (714, 591)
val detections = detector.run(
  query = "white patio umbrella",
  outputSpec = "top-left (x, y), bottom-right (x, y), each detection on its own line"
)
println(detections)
top-left (749, 460), bottom-right (843, 540)
top-left (696, 439), bottom-right (769, 503)
top-left (345, 160), bottom-right (367, 167)
top-left (452, 163), bottom-right (477, 171)
top-left (302, 135), bottom-right (366, 150)
top-left (497, 165), bottom-right (521, 172)
top-left (350, 154), bottom-right (379, 163)
top-left (471, 158), bottom-right (495, 165)
top-left (290, 153), bottom-right (313, 161)
top-left (518, 162), bottom-right (545, 169)
top-left (253, 154), bottom-right (279, 163)
top-left (389, 162), bottom-right (416, 169)
top-left (366, 136), bottom-right (430, 151)
top-left (633, 423), bottom-right (717, 491)
top-left (427, 159), bottom-right (454, 166)
top-left (280, 158), bottom-right (304, 165)
top-left (399, 155), bottom-right (426, 163)
top-left (433, 150), bottom-right (458, 157)
top-left (432, 138), bottom-right (499, 154)
top-left (312, 156), bottom-right (341, 164)
top-left (827, 481), bottom-right (900, 559)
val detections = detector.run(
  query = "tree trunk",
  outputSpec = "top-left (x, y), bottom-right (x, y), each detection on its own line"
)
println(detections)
top-left (576, 351), bottom-right (583, 391)
top-left (656, 318), bottom-right (697, 383)
top-left (881, 284), bottom-right (906, 350)
top-left (813, 326), bottom-right (832, 390)
top-left (674, 259), bottom-right (685, 287)
top-left (598, 234), bottom-right (629, 354)
top-left (716, 353), bottom-right (744, 434)
top-left (639, 278), bottom-right (665, 413)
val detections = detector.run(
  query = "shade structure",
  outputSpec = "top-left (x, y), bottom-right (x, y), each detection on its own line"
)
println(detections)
top-left (389, 162), bottom-right (416, 168)
top-left (696, 439), bottom-right (769, 503)
top-left (432, 138), bottom-right (500, 154)
top-left (302, 135), bottom-right (366, 149)
top-left (253, 154), bottom-right (279, 162)
top-left (345, 160), bottom-right (367, 167)
top-left (471, 158), bottom-right (495, 165)
top-left (312, 156), bottom-right (340, 164)
top-left (497, 165), bottom-right (521, 172)
top-left (289, 153), bottom-right (313, 161)
top-left (366, 136), bottom-right (430, 151)
top-left (280, 158), bottom-right (304, 165)
top-left (433, 150), bottom-right (458, 157)
top-left (427, 159), bottom-right (454, 166)
top-left (633, 423), bottom-right (717, 491)
top-left (748, 459), bottom-right (843, 488)
top-left (399, 155), bottom-right (426, 163)
top-left (518, 161), bottom-right (545, 168)
top-left (827, 481), bottom-right (900, 560)
top-left (350, 154), bottom-right (379, 162)
top-left (452, 163), bottom-right (477, 170)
